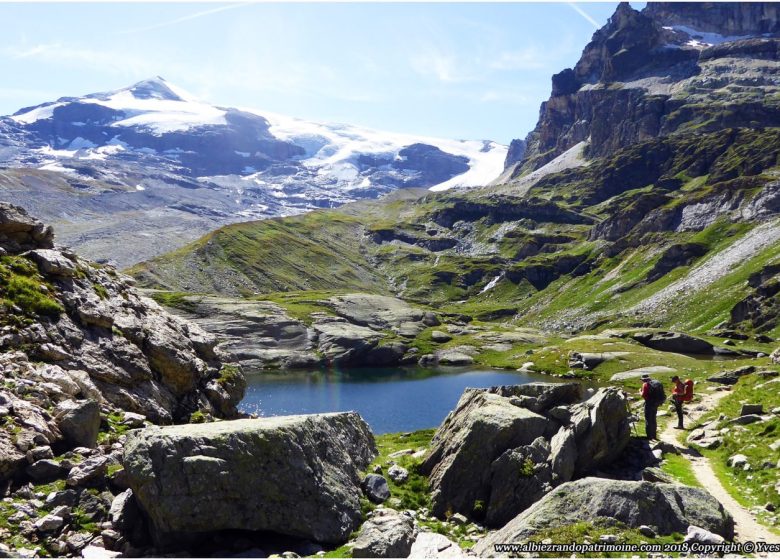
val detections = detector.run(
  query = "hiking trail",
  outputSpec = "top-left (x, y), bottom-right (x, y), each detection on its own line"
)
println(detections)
top-left (658, 390), bottom-right (777, 547)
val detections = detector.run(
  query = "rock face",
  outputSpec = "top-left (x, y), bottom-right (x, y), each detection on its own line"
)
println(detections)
top-left (510, 2), bottom-right (780, 177)
top-left (0, 203), bottom-right (244, 425)
top-left (352, 509), bottom-right (416, 558)
top-left (122, 413), bottom-right (376, 544)
top-left (162, 293), bottom-right (442, 369)
top-left (421, 383), bottom-right (631, 526)
top-left (0, 202), bottom-right (53, 254)
top-left (474, 478), bottom-right (734, 556)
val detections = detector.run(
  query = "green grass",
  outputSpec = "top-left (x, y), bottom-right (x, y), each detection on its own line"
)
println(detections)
top-left (0, 255), bottom-right (63, 321)
top-left (660, 454), bottom-right (701, 488)
top-left (528, 520), bottom-right (686, 558)
top-left (149, 290), bottom-right (201, 312)
top-left (368, 430), bottom-right (435, 512)
top-left (689, 373), bottom-right (780, 531)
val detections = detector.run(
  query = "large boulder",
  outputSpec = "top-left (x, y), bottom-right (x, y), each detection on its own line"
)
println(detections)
top-left (569, 388), bottom-right (631, 476)
top-left (0, 432), bottom-right (26, 481)
top-left (351, 509), bottom-right (416, 558)
top-left (54, 400), bottom-right (101, 448)
top-left (123, 413), bottom-right (376, 544)
top-left (485, 437), bottom-right (552, 527)
top-left (420, 390), bottom-right (550, 519)
top-left (474, 478), bottom-right (734, 556)
top-left (0, 203), bottom-right (54, 254)
top-left (631, 331), bottom-right (714, 355)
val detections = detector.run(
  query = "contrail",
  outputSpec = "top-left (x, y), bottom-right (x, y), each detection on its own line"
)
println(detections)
top-left (567, 2), bottom-right (601, 30)
top-left (119, 3), bottom-right (251, 35)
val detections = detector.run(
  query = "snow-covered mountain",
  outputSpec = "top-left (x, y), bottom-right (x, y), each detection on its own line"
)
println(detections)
top-left (0, 77), bottom-right (506, 266)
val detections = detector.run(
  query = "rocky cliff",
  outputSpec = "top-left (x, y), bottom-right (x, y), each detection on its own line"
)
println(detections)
top-left (505, 2), bottom-right (780, 177)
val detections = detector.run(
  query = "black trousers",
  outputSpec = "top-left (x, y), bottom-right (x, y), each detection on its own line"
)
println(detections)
top-left (644, 401), bottom-right (659, 439)
top-left (673, 398), bottom-right (684, 427)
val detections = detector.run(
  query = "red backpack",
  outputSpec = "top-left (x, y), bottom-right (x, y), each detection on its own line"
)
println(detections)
top-left (681, 379), bottom-right (694, 402)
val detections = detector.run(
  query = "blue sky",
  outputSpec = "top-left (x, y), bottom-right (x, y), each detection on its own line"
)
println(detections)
top-left (0, 2), bottom-right (637, 144)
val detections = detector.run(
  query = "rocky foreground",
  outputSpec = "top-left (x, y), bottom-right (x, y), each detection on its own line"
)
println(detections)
top-left (0, 204), bottom-right (766, 557)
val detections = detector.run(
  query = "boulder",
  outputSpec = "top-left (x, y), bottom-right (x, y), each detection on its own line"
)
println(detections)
top-left (0, 203), bottom-right (54, 254)
top-left (740, 403), bottom-right (763, 415)
top-left (421, 390), bottom-right (549, 519)
top-left (0, 433), bottom-right (26, 481)
top-left (26, 249), bottom-right (78, 277)
top-left (631, 331), bottom-right (714, 355)
top-left (387, 465), bottom-right (409, 484)
top-left (483, 382), bottom-right (584, 414)
top-left (109, 489), bottom-right (141, 534)
top-left (568, 352), bottom-right (605, 370)
top-left (569, 388), bottom-right (631, 476)
top-left (363, 474), bottom-right (391, 504)
top-left (771, 347), bottom-right (780, 365)
top-left (486, 438), bottom-right (552, 527)
top-left (435, 350), bottom-right (474, 366)
top-left (34, 514), bottom-right (64, 533)
top-left (408, 532), bottom-right (462, 558)
top-left (351, 509), bottom-right (415, 558)
top-left (67, 455), bottom-right (110, 488)
top-left (26, 459), bottom-right (67, 482)
top-left (123, 413), bottom-right (376, 544)
top-left (610, 366), bottom-right (676, 382)
top-left (474, 478), bottom-right (734, 555)
top-left (55, 400), bottom-right (101, 448)
top-left (685, 525), bottom-right (725, 545)
top-left (431, 331), bottom-right (453, 343)
top-left (549, 427), bottom-right (577, 484)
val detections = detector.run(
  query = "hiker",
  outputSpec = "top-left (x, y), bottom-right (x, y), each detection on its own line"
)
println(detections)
top-left (640, 374), bottom-right (665, 439)
top-left (671, 375), bottom-right (694, 429)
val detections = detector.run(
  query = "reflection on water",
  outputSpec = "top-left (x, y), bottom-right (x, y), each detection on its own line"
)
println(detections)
top-left (240, 366), bottom-right (562, 434)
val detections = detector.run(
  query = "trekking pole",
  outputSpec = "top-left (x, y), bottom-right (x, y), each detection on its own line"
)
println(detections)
top-left (623, 392), bottom-right (639, 437)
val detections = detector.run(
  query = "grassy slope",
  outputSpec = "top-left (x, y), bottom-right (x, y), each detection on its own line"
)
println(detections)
top-left (131, 129), bottom-right (780, 340)
top-left (688, 373), bottom-right (780, 531)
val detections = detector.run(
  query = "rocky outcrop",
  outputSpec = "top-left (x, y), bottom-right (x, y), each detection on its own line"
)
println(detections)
top-left (644, 2), bottom-right (780, 36)
top-left (163, 293), bottom-right (442, 369)
top-left (474, 477), bottom-right (734, 556)
top-left (0, 203), bottom-right (244, 424)
top-left (631, 331), bottom-right (714, 355)
top-left (509, 2), bottom-right (780, 177)
top-left (0, 202), bottom-right (53, 254)
top-left (122, 413), bottom-right (376, 545)
top-left (421, 384), bottom-right (631, 526)
top-left (420, 390), bottom-right (550, 520)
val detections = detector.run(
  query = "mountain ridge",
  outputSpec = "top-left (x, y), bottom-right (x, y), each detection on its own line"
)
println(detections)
top-left (0, 77), bottom-right (505, 267)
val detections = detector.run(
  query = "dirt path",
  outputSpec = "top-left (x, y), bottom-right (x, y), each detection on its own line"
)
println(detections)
top-left (659, 390), bottom-right (777, 546)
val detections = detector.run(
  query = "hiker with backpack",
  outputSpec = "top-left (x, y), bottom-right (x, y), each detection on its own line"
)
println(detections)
top-left (640, 374), bottom-right (665, 439)
top-left (671, 375), bottom-right (694, 429)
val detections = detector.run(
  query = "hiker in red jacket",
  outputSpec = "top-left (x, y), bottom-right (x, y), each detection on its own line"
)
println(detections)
top-left (671, 375), bottom-right (694, 429)
top-left (640, 374), bottom-right (665, 439)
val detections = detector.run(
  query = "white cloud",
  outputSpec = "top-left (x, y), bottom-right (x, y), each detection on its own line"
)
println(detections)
top-left (479, 89), bottom-right (534, 104)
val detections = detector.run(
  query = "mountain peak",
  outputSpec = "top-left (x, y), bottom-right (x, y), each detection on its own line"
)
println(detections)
top-left (125, 76), bottom-right (186, 102)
